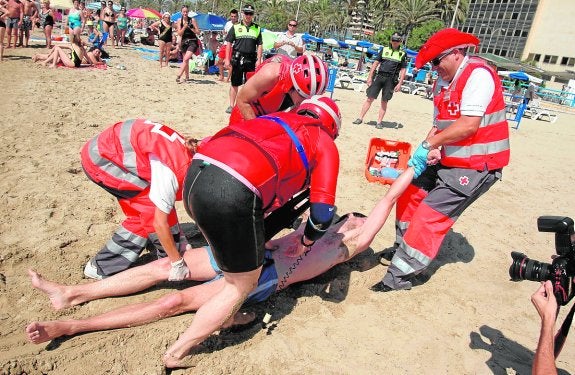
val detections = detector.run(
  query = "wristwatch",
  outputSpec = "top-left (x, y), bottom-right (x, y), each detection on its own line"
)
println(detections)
top-left (422, 140), bottom-right (431, 150)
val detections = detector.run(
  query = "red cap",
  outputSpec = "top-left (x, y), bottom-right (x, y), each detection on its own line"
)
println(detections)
top-left (415, 28), bottom-right (480, 69)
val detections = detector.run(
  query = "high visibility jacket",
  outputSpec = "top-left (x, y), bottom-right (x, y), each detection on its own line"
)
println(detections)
top-left (229, 54), bottom-right (293, 124)
top-left (197, 112), bottom-right (339, 211)
top-left (433, 57), bottom-right (510, 170)
top-left (81, 119), bottom-right (192, 199)
top-left (377, 46), bottom-right (406, 75)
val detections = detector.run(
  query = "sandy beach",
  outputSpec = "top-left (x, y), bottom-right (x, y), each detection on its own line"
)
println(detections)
top-left (1, 37), bottom-right (574, 375)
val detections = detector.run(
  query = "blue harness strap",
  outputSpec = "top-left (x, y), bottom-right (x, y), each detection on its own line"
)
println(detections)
top-left (260, 115), bottom-right (310, 181)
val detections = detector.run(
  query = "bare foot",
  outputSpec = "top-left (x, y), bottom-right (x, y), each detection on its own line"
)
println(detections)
top-left (28, 269), bottom-right (71, 310)
top-left (221, 311), bottom-right (256, 329)
top-left (162, 347), bottom-right (204, 369)
top-left (32, 55), bottom-right (39, 62)
top-left (25, 321), bottom-right (66, 344)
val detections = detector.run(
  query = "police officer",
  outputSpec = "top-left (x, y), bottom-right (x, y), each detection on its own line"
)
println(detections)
top-left (352, 32), bottom-right (407, 129)
top-left (224, 4), bottom-right (263, 114)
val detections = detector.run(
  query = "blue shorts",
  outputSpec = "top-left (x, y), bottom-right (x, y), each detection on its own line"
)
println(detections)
top-left (206, 247), bottom-right (278, 305)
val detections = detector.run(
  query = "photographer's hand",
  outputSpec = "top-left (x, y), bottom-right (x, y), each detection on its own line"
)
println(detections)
top-left (531, 280), bottom-right (558, 324)
top-left (531, 281), bottom-right (558, 375)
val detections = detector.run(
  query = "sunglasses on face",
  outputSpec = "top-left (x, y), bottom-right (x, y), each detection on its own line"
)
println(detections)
top-left (432, 50), bottom-right (453, 66)
top-left (288, 23), bottom-right (297, 27)
top-left (243, 12), bottom-right (254, 15)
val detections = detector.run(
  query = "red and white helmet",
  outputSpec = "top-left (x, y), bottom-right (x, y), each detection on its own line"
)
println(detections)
top-left (297, 95), bottom-right (342, 139)
top-left (290, 55), bottom-right (328, 99)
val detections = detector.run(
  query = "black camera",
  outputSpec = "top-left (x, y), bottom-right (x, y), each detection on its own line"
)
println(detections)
top-left (509, 216), bottom-right (575, 305)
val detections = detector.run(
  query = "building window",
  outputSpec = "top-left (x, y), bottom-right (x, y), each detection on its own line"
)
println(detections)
top-left (549, 56), bottom-right (558, 64)
top-left (512, 12), bottom-right (518, 19)
top-left (560, 57), bottom-right (575, 66)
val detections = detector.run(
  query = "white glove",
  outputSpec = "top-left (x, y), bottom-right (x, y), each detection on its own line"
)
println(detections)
top-left (169, 258), bottom-right (190, 281)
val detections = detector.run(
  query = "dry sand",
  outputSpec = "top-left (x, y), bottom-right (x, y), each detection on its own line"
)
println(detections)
top-left (1, 38), bottom-right (574, 375)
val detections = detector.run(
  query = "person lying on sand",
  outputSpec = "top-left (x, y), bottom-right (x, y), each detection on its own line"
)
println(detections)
top-left (25, 213), bottom-right (366, 345)
top-left (26, 168), bottom-right (415, 369)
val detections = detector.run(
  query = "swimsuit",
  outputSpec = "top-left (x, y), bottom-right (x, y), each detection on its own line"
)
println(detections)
top-left (68, 10), bottom-right (81, 29)
top-left (20, 15), bottom-right (31, 30)
top-left (206, 247), bottom-right (278, 305)
top-left (116, 16), bottom-right (127, 30)
top-left (104, 20), bottom-right (114, 27)
top-left (0, 19), bottom-right (5, 28)
top-left (7, 17), bottom-right (19, 28)
top-left (70, 48), bottom-right (82, 67)
top-left (158, 22), bottom-right (172, 43)
top-left (39, 10), bottom-right (54, 27)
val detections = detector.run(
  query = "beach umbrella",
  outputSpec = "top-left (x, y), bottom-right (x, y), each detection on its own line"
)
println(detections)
top-left (499, 71), bottom-right (543, 84)
top-left (126, 8), bottom-right (162, 19)
top-left (261, 29), bottom-right (277, 51)
top-left (170, 10), bottom-right (197, 22)
top-left (509, 71), bottom-right (529, 81)
top-left (302, 33), bottom-right (322, 43)
top-left (50, 0), bottom-right (73, 9)
top-left (323, 38), bottom-right (340, 47)
top-left (192, 13), bottom-right (226, 31)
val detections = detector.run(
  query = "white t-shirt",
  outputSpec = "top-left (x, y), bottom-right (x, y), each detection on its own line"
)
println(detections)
top-left (275, 32), bottom-right (303, 58)
top-left (435, 56), bottom-right (495, 118)
top-left (224, 20), bottom-right (234, 35)
top-left (148, 155), bottom-right (178, 214)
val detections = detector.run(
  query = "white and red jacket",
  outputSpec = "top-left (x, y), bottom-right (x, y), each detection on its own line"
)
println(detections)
top-left (433, 57), bottom-right (510, 170)
top-left (81, 119), bottom-right (192, 200)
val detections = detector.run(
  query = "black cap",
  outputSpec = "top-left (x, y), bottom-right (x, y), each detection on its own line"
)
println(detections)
top-left (391, 32), bottom-right (403, 42)
top-left (242, 4), bottom-right (255, 13)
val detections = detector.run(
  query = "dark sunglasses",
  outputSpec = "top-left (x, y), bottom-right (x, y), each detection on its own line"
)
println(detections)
top-left (431, 50), bottom-right (453, 66)
top-left (243, 12), bottom-right (254, 15)
top-left (288, 23), bottom-right (297, 27)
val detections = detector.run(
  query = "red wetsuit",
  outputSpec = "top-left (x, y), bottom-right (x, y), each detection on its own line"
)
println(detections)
top-left (228, 54), bottom-right (294, 124)
top-left (200, 111), bottom-right (338, 211)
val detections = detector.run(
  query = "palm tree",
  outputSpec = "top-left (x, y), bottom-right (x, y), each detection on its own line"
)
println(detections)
top-left (433, 0), bottom-right (469, 27)
top-left (391, 0), bottom-right (437, 45)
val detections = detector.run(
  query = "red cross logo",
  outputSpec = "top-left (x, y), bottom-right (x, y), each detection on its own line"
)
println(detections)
top-left (447, 102), bottom-right (460, 116)
top-left (459, 176), bottom-right (469, 186)
top-left (291, 63), bottom-right (303, 75)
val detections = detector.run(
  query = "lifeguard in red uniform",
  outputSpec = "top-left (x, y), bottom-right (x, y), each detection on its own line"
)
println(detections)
top-left (371, 28), bottom-right (511, 292)
top-left (228, 54), bottom-right (328, 123)
top-left (162, 96), bottom-right (341, 367)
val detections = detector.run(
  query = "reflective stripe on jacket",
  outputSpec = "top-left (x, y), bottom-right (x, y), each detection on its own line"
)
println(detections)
top-left (433, 57), bottom-right (510, 170)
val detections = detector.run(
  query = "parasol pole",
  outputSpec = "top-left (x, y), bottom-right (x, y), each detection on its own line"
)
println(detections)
top-left (450, 0), bottom-right (461, 28)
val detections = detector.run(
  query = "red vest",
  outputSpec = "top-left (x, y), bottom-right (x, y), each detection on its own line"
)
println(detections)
top-left (229, 54), bottom-right (294, 124)
top-left (199, 112), bottom-right (339, 211)
top-left (434, 57), bottom-right (510, 170)
top-left (81, 119), bottom-right (192, 199)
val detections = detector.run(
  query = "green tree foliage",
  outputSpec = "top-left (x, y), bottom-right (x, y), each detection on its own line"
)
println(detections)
top-left (406, 19), bottom-right (444, 49)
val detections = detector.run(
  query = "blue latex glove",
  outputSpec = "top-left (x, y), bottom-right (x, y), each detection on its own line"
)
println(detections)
top-left (407, 143), bottom-right (429, 179)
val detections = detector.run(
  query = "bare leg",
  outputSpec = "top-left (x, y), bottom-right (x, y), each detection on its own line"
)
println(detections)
top-left (28, 246), bottom-right (218, 310)
top-left (229, 85), bottom-right (239, 108)
top-left (357, 97), bottom-right (374, 121)
top-left (0, 28), bottom-right (4, 60)
top-left (162, 268), bottom-right (261, 369)
top-left (377, 100), bottom-right (389, 123)
top-left (25, 277), bottom-right (256, 345)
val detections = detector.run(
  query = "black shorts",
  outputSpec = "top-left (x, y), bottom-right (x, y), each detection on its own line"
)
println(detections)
top-left (230, 53), bottom-right (256, 87)
top-left (183, 159), bottom-right (266, 273)
top-left (366, 74), bottom-right (396, 101)
top-left (181, 39), bottom-right (198, 54)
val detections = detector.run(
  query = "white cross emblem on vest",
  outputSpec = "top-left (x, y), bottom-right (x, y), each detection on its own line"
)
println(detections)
top-left (447, 102), bottom-right (460, 116)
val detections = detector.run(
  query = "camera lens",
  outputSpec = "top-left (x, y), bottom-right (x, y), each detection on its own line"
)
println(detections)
top-left (509, 251), bottom-right (552, 282)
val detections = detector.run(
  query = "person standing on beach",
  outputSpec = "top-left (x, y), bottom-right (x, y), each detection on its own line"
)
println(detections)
top-left (217, 9), bottom-right (238, 82)
top-left (352, 32), bottom-right (407, 129)
top-left (370, 28), bottom-right (510, 293)
top-left (5, 0), bottom-right (23, 49)
top-left (274, 19), bottom-right (304, 58)
top-left (17, 0), bottom-right (36, 47)
top-left (224, 4), bottom-right (262, 113)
